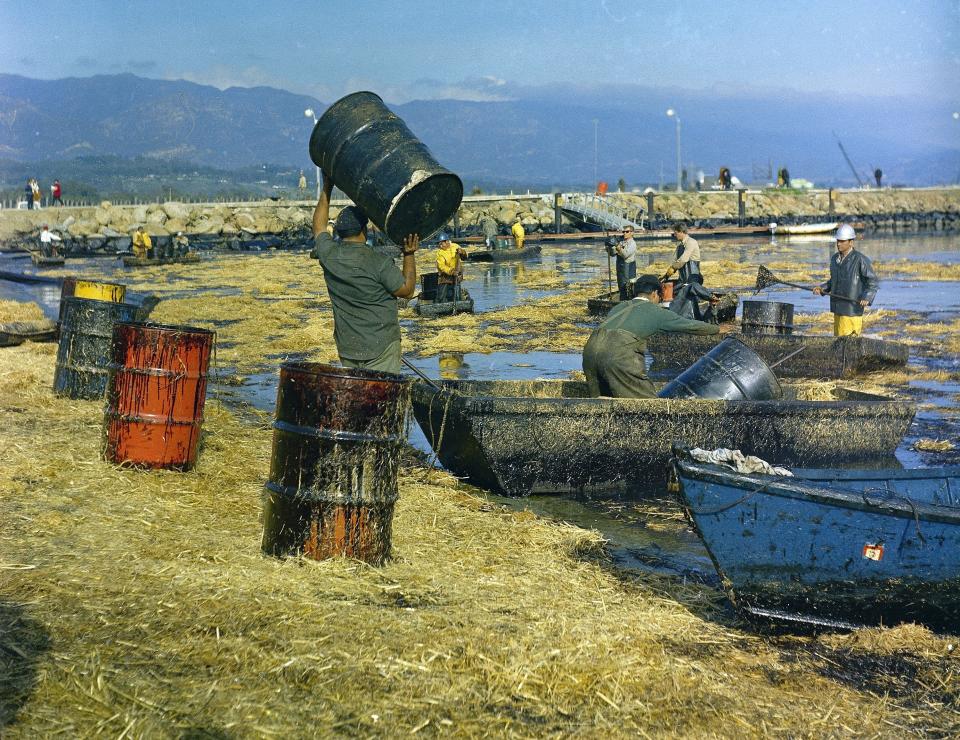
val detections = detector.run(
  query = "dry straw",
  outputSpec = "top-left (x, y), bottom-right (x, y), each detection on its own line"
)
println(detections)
top-left (1, 344), bottom-right (958, 735)
top-left (2, 243), bottom-right (959, 735)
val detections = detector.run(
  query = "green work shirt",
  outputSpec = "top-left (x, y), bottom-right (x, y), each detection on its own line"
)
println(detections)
top-left (600, 297), bottom-right (719, 352)
top-left (313, 233), bottom-right (406, 361)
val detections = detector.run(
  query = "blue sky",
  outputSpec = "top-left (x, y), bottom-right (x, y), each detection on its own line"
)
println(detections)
top-left (2, 0), bottom-right (958, 104)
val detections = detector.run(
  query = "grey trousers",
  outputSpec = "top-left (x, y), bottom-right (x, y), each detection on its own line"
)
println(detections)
top-left (582, 328), bottom-right (656, 398)
top-left (341, 339), bottom-right (402, 376)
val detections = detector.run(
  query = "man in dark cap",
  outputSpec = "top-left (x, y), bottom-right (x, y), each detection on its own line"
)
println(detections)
top-left (311, 171), bottom-right (419, 374)
top-left (582, 274), bottom-right (725, 398)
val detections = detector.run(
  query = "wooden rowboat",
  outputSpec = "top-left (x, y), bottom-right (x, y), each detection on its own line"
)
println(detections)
top-left (649, 333), bottom-right (908, 379)
top-left (672, 449), bottom-right (960, 631)
top-left (0, 319), bottom-right (58, 347)
top-left (411, 379), bottom-right (915, 496)
top-left (770, 222), bottom-right (838, 235)
top-left (30, 253), bottom-right (65, 267)
top-left (465, 245), bottom-right (542, 262)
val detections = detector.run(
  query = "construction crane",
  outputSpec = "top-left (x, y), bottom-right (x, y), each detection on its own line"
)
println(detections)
top-left (833, 131), bottom-right (864, 187)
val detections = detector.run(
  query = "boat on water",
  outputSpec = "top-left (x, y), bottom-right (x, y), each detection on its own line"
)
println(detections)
top-left (0, 319), bottom-right (58, 347)
top-left (587, 290), bottom-right (739, 323)
top-left (465, 245), bottom-right (542, 262)
top-left (30, 253), bottom-right (65, 267)
top-left (672, 448), bottom-right (960, 631)
top-left (649, 333), bottom-right (908, 379)
top-left (770, 222), bottom-right (839, 236)
top-left (122, 254), bottom-right (201, 268)
top-left (415, 292), bottom-right (475, 317)
top-left (410, 379), bottom-right (915, 496)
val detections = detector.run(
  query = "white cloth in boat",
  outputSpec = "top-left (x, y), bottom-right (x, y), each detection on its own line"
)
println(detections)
top-left (690, 448), bottom-right (794, 477)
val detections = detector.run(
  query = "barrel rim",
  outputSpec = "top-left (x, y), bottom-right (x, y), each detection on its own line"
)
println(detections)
top-left (280, 360), bottom-right (407, 384)
top-left (61, 296), bottom-right (140, 312)
top-left (113, 321), bottom-right (216, 337)
top-left (74, 278), bottom-right (126, 290)
top-left (317, 90), bottom-right (385, 123)
top-left (384, 171), bottom-right (464, 243)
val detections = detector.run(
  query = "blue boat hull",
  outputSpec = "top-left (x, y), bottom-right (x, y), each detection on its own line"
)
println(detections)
top-left (674, 458), bottom-right (960, 630)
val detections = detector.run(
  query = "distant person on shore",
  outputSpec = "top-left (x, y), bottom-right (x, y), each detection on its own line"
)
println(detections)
top-left (812, 224), bottom-right (878, 337)
top-left (39, 225), bottom-right (62, 257)
top-left (51, 180), bottom-right (63, 206)
top-left (174, 231), bottom-right (190, 257)
top-left (132, 226), bottom-right (153, 259)
top-left (718, 167), bottom-right (732, 190)
top-left (24, 180), bottom-right (33, 209)
top-left (613, 225), bottom-right (637, 301)
top-left (31, 179), bottom-right (42, 209)
top-left (480, 215), bottom-right (498, 247)
top-left (661, 221), bottom-right (702, 286)
top-left (582, 274), bottom-right (723, 398)
top-left (310, 170), bottom-right (419, 374)
top-left (874, 168), bottom-right (883, 188)
top-left (511, 217), bottom-right (525, 249)
top-left (298, 170), bottom-right (307, 196)
top-left (778, 167), bottom-right (791, 188)
top-left (435, 232), bottom-right (467, 303)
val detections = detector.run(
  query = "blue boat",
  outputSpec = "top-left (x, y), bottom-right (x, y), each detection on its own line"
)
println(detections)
top-left (671, 449), bottom-right (960, 631)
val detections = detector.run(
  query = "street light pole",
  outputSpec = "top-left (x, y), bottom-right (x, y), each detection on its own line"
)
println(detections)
top-left (666, 108), bottom-right (681, 192)
top-left (592, 118), bottom-right (599, 188)
top-left (304, 108), bottom-right (321, 200)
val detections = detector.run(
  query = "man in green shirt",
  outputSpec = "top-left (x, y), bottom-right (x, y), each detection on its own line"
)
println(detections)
top-left (311, 171), bottom-right (419, 374)
top-left (583, 274), bottom-right (726, 398)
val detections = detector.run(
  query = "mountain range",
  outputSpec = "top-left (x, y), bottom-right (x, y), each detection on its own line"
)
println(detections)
top-left (1, 73), bottom-right (957, 189)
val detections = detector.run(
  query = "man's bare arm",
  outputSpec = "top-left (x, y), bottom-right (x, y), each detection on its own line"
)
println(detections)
top-left (312, 171), bottom-right (334, 237)
top-left (393, 234), bottom-right (420, 298)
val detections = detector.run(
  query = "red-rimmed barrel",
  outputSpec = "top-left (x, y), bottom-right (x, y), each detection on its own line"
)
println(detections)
top-left (261, 362), bottom-right (411, 565)
top-left (103, 322), bottom-right (215, 470)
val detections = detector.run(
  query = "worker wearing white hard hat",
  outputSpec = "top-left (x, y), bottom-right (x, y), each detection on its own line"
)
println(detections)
top-left (812, 224), bottom-right (879, 336)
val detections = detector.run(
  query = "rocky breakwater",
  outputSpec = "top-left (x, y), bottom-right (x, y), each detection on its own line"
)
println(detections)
top-left (0, 201), bottom-right (317, 253)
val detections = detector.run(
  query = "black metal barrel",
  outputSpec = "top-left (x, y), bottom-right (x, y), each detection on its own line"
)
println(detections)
top-left (53, 297), bottom-right (140, 399)
top-left (657, 337), bottom-right (782, 401)
top-left (741, 300), bottom-right (794, 335)
top-left (309, 91), bottom-right (463, 245)
top-left (261, 362), bottom-right (411, 565)
top-left (420, 271), bottom-right (439, 301)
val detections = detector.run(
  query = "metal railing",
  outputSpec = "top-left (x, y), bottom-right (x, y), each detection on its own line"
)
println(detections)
top-left (561, 193), bottom-right (644, 229)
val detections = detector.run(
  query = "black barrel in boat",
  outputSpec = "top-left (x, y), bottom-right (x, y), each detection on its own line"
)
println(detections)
top-left (741, 300), bottom-right (794, 335)
top-left (309, 91), bottom-right (463, 245)
top-left (657, 337), bottom-right (782, 401)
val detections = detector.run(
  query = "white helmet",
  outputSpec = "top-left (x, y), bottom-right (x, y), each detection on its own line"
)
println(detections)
top-left (835, 224), bottom-right (856, 241)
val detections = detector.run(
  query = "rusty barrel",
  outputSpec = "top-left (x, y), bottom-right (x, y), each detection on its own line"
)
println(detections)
top-left (658, 337), bottom-right (782, 401)
top-left (54, 297), bottom-right (140, 399)
top-left (103, 323), bottom-right (215, 470)
top-left (659, 280), bottom-right (675, 302)
top-left (261, 362), bottom-right (411, 565)
top-left (741, 300), bottom-right (794, 335)
top-left (309, 91), bottom-right (463, 244)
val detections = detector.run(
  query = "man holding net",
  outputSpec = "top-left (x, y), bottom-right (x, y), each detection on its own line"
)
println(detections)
top-left (812, 224), bottom-right (878, 337)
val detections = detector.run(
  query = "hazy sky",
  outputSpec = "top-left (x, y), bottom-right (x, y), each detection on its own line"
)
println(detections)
top-left (2, 0), bottom-right (958, 104)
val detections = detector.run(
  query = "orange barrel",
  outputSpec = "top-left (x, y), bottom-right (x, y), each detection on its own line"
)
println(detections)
top-left (103, 322), bottom-right (215, 470)
top-left (659, 280), bottom-right (675, 302)
top-left (261, 362), bottom-right (411, 565)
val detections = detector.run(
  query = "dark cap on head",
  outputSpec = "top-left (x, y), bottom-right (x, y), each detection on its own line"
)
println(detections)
top-left (335, 205), bottom-right (368, 237)
top-left (633, 274), bottom-right (662, 295)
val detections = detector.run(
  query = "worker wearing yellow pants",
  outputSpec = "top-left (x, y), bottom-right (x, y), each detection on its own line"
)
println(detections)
top-left (833, 315), bottom-right (863, 337)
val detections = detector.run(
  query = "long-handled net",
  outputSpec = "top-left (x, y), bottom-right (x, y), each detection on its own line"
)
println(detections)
top-left (754, 265), bottom-right (857, 304)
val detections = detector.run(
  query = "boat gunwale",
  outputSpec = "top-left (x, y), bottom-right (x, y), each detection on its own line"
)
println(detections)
top-left (675, 459), bottom-right (960, 525)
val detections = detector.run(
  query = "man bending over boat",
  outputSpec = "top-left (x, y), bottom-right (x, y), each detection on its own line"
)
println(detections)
top-left (583, 274), bottom-right (724, 398)
top-left (812, 224), bottom-right (878, 337)
top-left (311, 170), bottom-right (419, 374)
